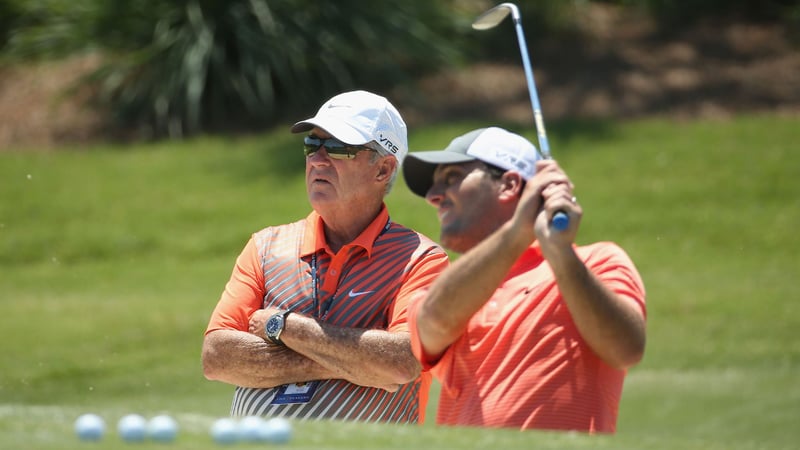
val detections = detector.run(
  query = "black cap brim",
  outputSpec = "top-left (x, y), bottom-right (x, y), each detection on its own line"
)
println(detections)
top-left (402, 151), bottom-right (477, 197)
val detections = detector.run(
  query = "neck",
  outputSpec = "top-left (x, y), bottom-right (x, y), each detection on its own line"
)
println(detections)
top-left (321, 202), bottom-right (383, 254)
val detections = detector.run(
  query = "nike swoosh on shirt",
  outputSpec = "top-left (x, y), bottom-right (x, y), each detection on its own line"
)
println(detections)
top-left (348, 289), bottom-right (375, 298)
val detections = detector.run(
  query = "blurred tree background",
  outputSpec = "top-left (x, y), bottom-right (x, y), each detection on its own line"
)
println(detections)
top-left (0, 0), bottom-right (798, 141)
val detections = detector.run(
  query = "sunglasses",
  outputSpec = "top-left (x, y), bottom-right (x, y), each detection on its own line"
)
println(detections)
top-left (303, 136), bottom-right (376, 160)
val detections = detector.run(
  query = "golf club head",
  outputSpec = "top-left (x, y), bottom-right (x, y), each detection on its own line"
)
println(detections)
top-left (472, 2), bottom-right (520, 30)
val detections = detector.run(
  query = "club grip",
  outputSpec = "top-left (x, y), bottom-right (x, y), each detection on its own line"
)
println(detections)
top-left (552, 211), bottom-right (569, 231)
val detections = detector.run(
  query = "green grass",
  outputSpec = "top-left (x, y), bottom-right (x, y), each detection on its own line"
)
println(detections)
top-left (1, 115), bottom-right (799, 449)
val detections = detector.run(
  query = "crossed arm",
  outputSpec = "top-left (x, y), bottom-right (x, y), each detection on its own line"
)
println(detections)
top-left (201, 237), bottom-right (446, 392)
top-left (202, 313), bottom-right (420, 392)
top-left (202, 234), bottom-right (438, 391)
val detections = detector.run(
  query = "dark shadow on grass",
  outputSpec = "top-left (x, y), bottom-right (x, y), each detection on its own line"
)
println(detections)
top-left (545, 118), bottom-right (623, 153)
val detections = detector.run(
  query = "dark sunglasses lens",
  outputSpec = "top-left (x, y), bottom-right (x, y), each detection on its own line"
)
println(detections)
top-left (303, 136), bottom-right (321, 156)
top-left (303, 136), bottom-right (354, 157)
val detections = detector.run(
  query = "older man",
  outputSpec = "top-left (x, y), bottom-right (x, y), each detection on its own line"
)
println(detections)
top-left (203, 91), bottom-right (448, 423)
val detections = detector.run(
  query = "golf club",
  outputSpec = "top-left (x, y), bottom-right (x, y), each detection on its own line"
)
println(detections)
top-left (473, 2), bottom-right (569, 231)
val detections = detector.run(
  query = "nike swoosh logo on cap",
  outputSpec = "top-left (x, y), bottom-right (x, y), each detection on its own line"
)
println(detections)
top-left (348, 289), bottom-right (375, 298)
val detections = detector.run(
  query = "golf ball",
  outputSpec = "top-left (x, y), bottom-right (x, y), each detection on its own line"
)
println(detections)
top-left (237, 415), bottom-right (265, 442)
top-left (147, 414), bottom-right (178, 442)
top-left (260, 417), bottom-right (292, 444)
top-left (74, 413), bottom-right (106, 441)
top-left (210, 417), bottom-right (239, 445)
top-left (117, 414), bottom-right (147, 442)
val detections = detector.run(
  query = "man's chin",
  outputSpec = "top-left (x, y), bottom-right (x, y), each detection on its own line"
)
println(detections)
top-left (308, 190), bottom-right (336, 205)
top-left (439, 232), bottom-right (468, 254)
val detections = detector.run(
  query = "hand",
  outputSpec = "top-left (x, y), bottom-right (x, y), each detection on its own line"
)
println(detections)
top-left (532, 162), bottom-right (581, 253)
top-left (248, 307), bottom-right (284, 340)
top-left (513, 160), bottom-right (573, 238)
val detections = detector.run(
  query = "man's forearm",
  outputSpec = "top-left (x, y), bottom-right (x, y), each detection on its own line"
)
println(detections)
top-left (250, 309), bottom-right (419, 391)
top-left (202, 329), bottom-right (340, 388)
top-left (546, 248), bottom-right (646, 370)
top-left (284, 316), bottom-right (420, 392)
top-left (416, 221), bottom-right (529, 359)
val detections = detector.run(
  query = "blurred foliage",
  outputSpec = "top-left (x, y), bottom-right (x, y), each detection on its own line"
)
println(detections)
top-left (0, 0), bottom-right (22, 49)
top-left (2, 0), bottom-right (471, 138)
top-left (0, 0), bottom-right (96, 56)
top-left (1, 0), bottom-right (798, 139)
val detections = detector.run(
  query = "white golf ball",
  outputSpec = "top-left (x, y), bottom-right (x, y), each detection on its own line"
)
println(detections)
top-left (74, 413), bottom-right (106, 441)
top-left (260, 417), bottom-right (292, 444)
top-left (237, 415), bottom-right (265, 442)
top-left (117, 414), bottom-right (147, 442)
top-left (147, 414), bottom-right (178, 442)
top-left (210, 417), bottom-right (239, 445)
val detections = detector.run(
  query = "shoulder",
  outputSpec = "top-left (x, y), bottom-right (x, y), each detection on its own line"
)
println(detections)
top-left (577, 241), bottom-right (637, 267)
top-left (252, 218), bottom-right (306, 237)
top-left (578, 241), bottom-right (645, 294)
top-left (251, 218), bottom-right (308, 252)
top-left (385, 222), bottom-right (442, 247)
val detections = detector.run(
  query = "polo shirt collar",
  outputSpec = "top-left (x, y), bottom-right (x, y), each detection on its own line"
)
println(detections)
top-left (300, 204), bottom-right (390, 258)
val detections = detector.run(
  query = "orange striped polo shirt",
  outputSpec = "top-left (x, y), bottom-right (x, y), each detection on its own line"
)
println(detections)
top-left (206, 204), bottom-right (448, 423)
top-left (409, 241), bottom-right (646, 432)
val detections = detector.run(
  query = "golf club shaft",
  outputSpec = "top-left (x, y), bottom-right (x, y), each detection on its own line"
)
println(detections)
top-left (512, 18), bottom-right (550, 158)
top-left (510, 14), bottom-right (569, 230)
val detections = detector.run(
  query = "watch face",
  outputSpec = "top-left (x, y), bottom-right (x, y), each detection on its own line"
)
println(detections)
top-left (266, 316), bottom-right (283, 336)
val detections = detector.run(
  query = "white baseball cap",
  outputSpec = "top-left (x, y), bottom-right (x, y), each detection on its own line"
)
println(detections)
top-left (402, 127), bottom-right (541, 197)
top-left (291, 90), bottom-right (408, 163)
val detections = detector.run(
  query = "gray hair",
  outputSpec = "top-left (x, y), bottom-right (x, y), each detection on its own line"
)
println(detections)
top-left (366, 141), bottom-right (399, 196)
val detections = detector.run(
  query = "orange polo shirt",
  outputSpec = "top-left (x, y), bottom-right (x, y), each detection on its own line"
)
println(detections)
top-left (409, 241), bottom-right (646, 432)
top-left (207, 205), bottom-right (448, 423)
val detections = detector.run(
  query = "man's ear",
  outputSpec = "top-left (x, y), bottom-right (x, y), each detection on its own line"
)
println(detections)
top-left (376, 156), bottom-right (397, 182)
top-left (498, 171), bottom-right (525, 201)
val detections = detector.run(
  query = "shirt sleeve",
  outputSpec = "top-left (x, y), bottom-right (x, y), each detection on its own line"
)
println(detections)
top-left (204, 236), bottom-right (265, 334)
top-left (386, 245), bottom-right (450, 334)
top-left (407, 286), bottom-right (442, 371)
top-left (586, 242), bottom-right (647, 319)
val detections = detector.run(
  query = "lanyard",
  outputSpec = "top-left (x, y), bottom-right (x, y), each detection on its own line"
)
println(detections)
top-left (310, 218), bottom-right (392, 320)
top-left (310, 253), bottom-right (329, 319)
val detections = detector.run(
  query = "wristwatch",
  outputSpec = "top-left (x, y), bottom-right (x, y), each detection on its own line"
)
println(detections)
top-left (265, 310), bottom-right (292, 345)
